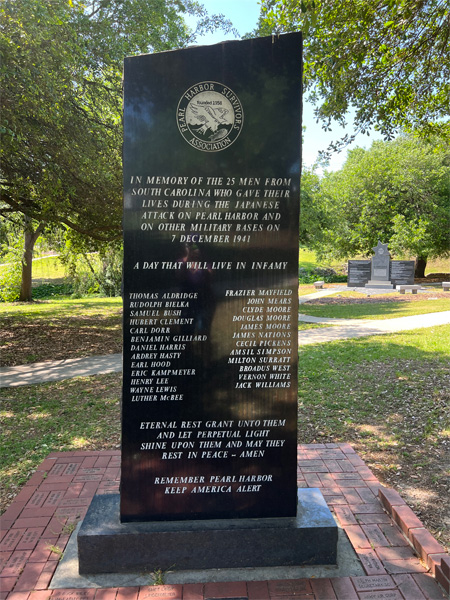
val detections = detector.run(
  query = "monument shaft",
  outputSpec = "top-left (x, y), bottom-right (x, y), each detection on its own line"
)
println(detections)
top-left (121, 34), bottom-right (303, 522)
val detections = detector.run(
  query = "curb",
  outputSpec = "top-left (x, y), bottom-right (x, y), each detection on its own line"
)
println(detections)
top-left (379, 487), bottom-right (450, 595)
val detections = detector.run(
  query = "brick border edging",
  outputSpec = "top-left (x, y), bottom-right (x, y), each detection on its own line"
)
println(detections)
top-left (378, 487), bottom-right (450, 595)
top-left (2, 446), bottom-right (449, 599)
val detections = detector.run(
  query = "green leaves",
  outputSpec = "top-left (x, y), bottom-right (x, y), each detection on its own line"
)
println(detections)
top-left (258, 0), bottom-right (450, 152)
top-left (1, 0), bottom-right (232, 242)
top-left (308, 136), bottom-right (450, 264)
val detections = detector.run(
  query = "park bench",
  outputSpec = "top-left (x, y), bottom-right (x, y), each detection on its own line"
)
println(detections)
top-left (397, 284), bottom-right (422, 294)
top-left (442, 282), bottom-right (450, 291)
top-left (313, 280), bottom-right (325, 289)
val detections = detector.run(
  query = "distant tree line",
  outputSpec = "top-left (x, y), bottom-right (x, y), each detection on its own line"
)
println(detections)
top-left (300, 136), bottom-right (450, 277)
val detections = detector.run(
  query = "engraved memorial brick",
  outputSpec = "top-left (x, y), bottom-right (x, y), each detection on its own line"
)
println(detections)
top-left (352, 575), bottom-right (396, 591)
top-left (49, 463), bottom-right (66, 476)
top-left (43, 490), bottom-right (65, 507)
top-left (64, 463), bottom-right (80, 476)
top-left (73, 475), bottom-right (103, 482)
top-left (357, 592), bottom-right (403, 600)
top-left (51, 591), bottom-right (96, 600)
top-left (27, 491), bottom-right (48, 507)
top-left (137, 586), bottom-right (183, 599)
top-left (2, 550), bottom-right (31, 576)
top-left (16, 528), bottom-right (43, 550)
top-left (0, 529), bottom-right (25, 552)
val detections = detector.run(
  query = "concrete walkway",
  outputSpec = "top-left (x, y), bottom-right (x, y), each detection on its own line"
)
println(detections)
top-left (0, 354), bottom-right (122, 388)
top-left (1, 300), bottom-right (449, 387)
top-left (298, 285), bottom-right (409, 303)
top-left (297, 286), bottom-right (450, 345)
top-left (298, 310), bottom-right (450, 346)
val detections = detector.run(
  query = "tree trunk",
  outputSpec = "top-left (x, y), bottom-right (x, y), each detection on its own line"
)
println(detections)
top-left (19, 218), bottom-right (45, 302)
top-left (414, 256), bottom-right (427, 279)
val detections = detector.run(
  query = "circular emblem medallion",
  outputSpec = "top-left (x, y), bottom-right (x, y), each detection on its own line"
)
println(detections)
top-left (177, 81), bottom-right (244, 152)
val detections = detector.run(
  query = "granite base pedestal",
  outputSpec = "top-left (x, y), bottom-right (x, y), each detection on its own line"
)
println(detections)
top-left (365, 280), bottom-right (394, 289)
top-left (77, 489), bottom-right (338, 574)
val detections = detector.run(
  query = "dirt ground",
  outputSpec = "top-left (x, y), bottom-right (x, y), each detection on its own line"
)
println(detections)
top-left (0, 313), bottom-right (122, 367)
top-left (308, 289), bottom-right (450, 305)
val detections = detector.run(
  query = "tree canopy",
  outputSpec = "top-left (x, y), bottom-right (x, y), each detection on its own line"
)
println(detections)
top-left (306, 136), bottom-right (450, 276)
top-left (0, 0), bottom-right (232, 299)
top-left (258, 0), bottom-right (450, 154)
top-left (0, 0), bottom-right (231, 241)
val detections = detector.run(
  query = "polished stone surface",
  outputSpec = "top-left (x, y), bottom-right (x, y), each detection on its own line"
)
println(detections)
top-left (391, 260), bottom-right (415, 286)
top-left (348, 260), bottom-right (371, 287)
top-left (121, 33), bottom-right (303, 522)
top-left (53, 522), bottom-right (361, 588)
top-left (77, 489), bottom-right (337, 574)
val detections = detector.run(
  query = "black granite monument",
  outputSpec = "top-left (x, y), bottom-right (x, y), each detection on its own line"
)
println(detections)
top-left (347, 260), bottom-right (371, 287)
top-left (78, 33), bottom-right (338, 574)
top-left (390, 260), bottom-right (415, 287)
top-left (120, 33), bottom-right (303, 523)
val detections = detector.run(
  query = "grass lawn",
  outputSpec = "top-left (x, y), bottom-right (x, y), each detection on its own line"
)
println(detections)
top-left (298, 248), bottom-right (320, 269)
top-left (421, 255), bottom-right (450, 274)
top-left (0, 296), bottom-right (122, 318)
top-left (298, 322), bottom-right (334, 331)
top-left (299, 324), bottom-right (450, 549)
top-left (0, 374), bottom-right (121, 511)
top-left (30, 255), bottom-right (66, 281)
top-left (300, 295), bottom-right (450, 320)
top-left (0, 255), bottom-right (66, 284)
top-left (298, 284), bottom-right (321, 296)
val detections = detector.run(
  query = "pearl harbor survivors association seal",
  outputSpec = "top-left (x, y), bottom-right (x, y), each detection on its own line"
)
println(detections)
top-left (177, 81), bottom-right (244, 152)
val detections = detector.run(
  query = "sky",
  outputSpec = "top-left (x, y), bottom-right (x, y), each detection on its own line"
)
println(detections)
top-left (186, 0), bottom-right (383, 172)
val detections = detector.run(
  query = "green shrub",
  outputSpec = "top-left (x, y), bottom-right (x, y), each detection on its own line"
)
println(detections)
top-left (70, 270), bottom-right (100, 297)
top-left (0, 262), bottom-right (21, 302)
top-left (98, 246), bottom-right (122, 297)
top-left (32, 283), bottom-right (73, 299)
top-left (61, 244), bottom-right (123, 298)
top-left (298, 267), bottom-right (347, 284)
top-left (0, 247), bottom-right (22, 302)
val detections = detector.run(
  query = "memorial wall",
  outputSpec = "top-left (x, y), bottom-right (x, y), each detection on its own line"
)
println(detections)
top-left (121, 34), bottom-right (303, 522)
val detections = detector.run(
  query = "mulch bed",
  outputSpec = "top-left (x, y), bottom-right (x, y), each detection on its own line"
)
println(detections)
top-left (0, 317), bottom-right (122, 367)
top-left (306, 291), bottom-right (450, 306)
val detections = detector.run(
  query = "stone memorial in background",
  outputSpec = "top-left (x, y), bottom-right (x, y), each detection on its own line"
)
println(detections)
top-left (365, 241), bottom-right (394, 288)
top-left (78, 33), bottom-right (338, 574)
top-left (347, 260), bottom-right (371, 287)
top-left (390, 260), bottom-right (415, 287)
top-left (348, 241), bottom-right (414, 288)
